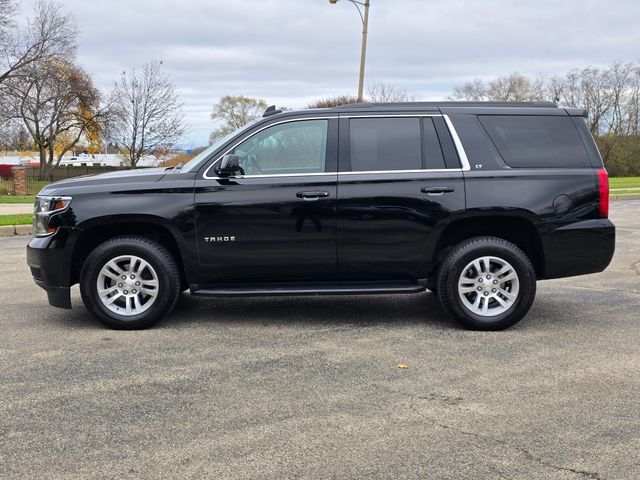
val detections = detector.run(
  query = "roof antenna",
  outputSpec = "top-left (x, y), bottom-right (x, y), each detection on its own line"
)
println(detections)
top-left (263, 105), bottom-right (283, 117)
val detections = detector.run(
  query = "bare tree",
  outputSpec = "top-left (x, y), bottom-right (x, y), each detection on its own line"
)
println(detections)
top-left (306, 94), bottom-right (360, 109)
top-left (449, 73), bottom-right (545, 102)
top-left (5, 58), bottom-right (106, 178)
top-left (209, 95), bottom-right (267, 144)
top-left (108, 60), bottom-right (186, 168)
top-left (0, 0), bottom-right (16, 38)
top-left (0, 0), bottom-right (75, 85)
top-left (487, 73), bottom-right (545, 101)
top-left (367, 82), bottom-right (420, 102)
top-left (0, 118), bottom-right (16, 153)
top-left (449, 78), bottom-right (489, 101)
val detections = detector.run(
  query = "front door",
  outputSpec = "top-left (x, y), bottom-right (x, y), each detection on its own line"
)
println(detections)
top-left (193, 118), bottom-right (338, 284)
top-left (336, 115), bottom-right (466, 280)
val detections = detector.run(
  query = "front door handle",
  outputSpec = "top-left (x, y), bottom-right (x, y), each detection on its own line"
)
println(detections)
top-left (296, 191), bottom-right (330, 201)
top-left (421, 186), bottom-right (455, 195)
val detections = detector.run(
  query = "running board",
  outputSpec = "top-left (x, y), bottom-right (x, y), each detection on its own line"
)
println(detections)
top-left (190, 280), bottom-right (428, 298)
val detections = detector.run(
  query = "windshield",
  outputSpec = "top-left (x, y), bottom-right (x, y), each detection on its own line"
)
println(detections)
top-left (180, 121), bottom-right (259, 172)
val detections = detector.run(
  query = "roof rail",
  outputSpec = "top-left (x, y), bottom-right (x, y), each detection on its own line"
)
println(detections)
top-left (333, 101), bottom-right (558, 109)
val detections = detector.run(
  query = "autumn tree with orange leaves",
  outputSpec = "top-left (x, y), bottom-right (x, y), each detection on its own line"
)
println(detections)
top-left (5, 58), bottom-right (107, 179)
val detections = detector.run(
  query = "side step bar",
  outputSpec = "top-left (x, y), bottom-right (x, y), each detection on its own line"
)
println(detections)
top-left (190, 280), bottom-right (428, 298)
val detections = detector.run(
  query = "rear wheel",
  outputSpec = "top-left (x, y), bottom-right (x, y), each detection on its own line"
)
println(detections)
top-left (436, 237), bottom-right (536, 330)
top-left (80, 236), bottom-right (180, 329)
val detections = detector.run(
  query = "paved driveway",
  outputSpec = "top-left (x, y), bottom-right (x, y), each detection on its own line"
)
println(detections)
top-left (1, 202), bottom-right (638, 479)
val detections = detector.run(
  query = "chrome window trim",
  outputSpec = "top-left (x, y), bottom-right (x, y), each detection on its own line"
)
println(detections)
top-left (339, 169), bottom-right (459, 175)
top-left (443, 115), bottom-right (471, 171)
top-left (201, 113), bottom-right (470, 180)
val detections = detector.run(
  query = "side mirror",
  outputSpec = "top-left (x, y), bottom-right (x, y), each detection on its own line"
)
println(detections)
top-left (217, 154), bottom-right (241, 176)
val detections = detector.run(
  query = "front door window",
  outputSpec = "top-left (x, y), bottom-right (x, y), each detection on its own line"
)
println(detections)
top-left (230, 120), bottom-right (328, 175)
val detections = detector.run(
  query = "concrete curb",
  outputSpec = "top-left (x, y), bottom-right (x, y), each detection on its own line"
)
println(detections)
top-left (15, 225), bottom-right (32, 235)
top-left (0, 224), bottom-right (32, 236)
top-left (611, 194), bottom-right (640, 201)
top-left (0, 225), bottom-right (15, 236)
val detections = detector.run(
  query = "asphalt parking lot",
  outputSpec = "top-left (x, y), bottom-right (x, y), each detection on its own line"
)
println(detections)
top-left (1, 202), bottom-right (639, 480)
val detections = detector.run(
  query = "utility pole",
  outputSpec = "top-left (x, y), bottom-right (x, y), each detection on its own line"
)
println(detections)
top-left (329, 0), bottom-right (371, 102)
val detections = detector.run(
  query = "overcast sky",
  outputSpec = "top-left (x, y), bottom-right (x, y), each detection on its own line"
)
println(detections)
top-left (17, 0), bottom-right (640, 147)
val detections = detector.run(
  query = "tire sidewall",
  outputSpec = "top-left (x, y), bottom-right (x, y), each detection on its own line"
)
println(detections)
top-left (439, 239), bottom-right (536, 330)
top-left (80, 239), bottom-right (179, 329)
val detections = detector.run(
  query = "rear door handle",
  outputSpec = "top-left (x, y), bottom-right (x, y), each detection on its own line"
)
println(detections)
top-left (421, 186), bottom-right (455, 195)
top-left (296, 191), bottom-right (330, 201)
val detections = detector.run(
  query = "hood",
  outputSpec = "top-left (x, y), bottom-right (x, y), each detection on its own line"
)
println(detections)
top-left (41, 168), bottom-right (168, 195)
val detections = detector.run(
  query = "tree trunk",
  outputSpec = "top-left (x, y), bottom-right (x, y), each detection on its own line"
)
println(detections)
top-left (44, 145), bottom-right (55, 181)
top-left (38, 147), bottom-right (47, 180)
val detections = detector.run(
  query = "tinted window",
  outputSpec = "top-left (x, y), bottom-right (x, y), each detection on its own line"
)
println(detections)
top-left (232, 120), bottom-right (327, 175)
top-left (479, 115), bottom-right (591, 168)
top-left (350, 118), bottom-right (421, 171)
top-left (423, 118), bottom-right (446, 169)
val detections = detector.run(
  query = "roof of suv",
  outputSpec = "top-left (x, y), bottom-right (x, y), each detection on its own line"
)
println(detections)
top-left (332, 101), bottom-right (558, 110)
top-left (270, 101), bottom-right (586, 118)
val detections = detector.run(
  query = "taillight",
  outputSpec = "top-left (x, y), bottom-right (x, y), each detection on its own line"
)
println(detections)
top-left (597, 169), bottom-right (609, 218)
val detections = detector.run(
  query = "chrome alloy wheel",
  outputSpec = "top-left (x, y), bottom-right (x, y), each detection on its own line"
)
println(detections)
top-left (457, 256), bottom-right (520, 317)
top-left (96, 255), bottom-right (159, 316)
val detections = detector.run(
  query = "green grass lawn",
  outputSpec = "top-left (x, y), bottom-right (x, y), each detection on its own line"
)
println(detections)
top-left (0, 214), bottom-right (32, 226)
top-left (611, 188), bottom-right (640, 195)
top-left (610, 177), bottom-right (640, 190)
top-left (0, 195), bottom-right (35, 204)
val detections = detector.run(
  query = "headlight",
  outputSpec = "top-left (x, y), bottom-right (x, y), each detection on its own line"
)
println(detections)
top-left (33, 196), bottom-right (72, 237)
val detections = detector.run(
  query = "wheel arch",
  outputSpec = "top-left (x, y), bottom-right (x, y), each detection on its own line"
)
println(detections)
top-left (433, 213), bottom-right (546, 278)
top-left (71, 215), bottom-right (187, 286)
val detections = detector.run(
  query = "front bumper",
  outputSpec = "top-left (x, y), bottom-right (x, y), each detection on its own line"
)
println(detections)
top-left (542, 218), bottom-right (615, 279)
top-left (26, 228), bottom-right (79, 309)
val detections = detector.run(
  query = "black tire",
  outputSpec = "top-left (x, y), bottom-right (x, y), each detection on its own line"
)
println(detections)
top-left (80, 236), bottom-right (181, 329)
top-left (436, 237), bottom-right (536, 331)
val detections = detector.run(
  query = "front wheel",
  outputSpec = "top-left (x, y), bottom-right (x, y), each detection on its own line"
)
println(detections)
top-left (80, 236), bottom-right (181, 329)
top-left (436, 237), bottom-right (536, 330)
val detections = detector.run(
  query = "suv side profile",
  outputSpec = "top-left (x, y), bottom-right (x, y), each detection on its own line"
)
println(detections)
top-left (27, 102), bottom-right (615, 330)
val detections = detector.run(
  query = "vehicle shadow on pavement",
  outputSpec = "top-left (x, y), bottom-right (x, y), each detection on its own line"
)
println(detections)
top-left (53, 286), bottom-right (590, 331)
top-left (165, 291), bottom-right (456, 329)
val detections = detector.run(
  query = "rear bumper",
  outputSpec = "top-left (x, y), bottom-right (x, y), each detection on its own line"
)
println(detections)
top-left (542, 219), bottom-right (615, 279)
top-left (26, 228), bottom-right (79, 309)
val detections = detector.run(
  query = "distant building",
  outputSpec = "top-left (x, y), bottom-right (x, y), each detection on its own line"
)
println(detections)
top-left (0, 153), bottom-right (162, 168)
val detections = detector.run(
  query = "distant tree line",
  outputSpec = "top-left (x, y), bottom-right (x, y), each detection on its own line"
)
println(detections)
top-left (0, 1), bottom-right (185, 178)
top-left (449, 65), bottom-right (640, 176)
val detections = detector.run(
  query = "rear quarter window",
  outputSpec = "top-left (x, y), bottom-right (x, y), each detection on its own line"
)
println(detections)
top-left (479, 115), bottom-right (591, 168)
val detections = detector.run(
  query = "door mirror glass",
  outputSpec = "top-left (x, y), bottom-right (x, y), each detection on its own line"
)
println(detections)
top-left (217, 154), bottom-right (242, 176)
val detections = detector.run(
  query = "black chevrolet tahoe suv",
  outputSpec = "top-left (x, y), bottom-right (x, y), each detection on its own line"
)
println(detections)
top-left (27, 101), bottom-right (615, 330)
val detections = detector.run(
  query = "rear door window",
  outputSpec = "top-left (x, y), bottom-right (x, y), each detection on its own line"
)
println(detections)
top-left (348, 117), bottom-right (448, 171)
top-left (350, 117), bottom-right (422, 171)
top-left (479, 115), bottom-right (591, 168)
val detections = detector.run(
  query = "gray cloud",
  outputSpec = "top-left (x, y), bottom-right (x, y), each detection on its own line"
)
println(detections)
top-left (18, 0), bottom-right (640, 146)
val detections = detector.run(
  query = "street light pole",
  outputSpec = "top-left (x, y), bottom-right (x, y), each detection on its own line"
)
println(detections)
top-left (330, 0), bottom-right (371, 102)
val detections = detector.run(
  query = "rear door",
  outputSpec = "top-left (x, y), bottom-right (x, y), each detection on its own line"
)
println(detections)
top-left (336, 114), bottom-right (466, 280)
